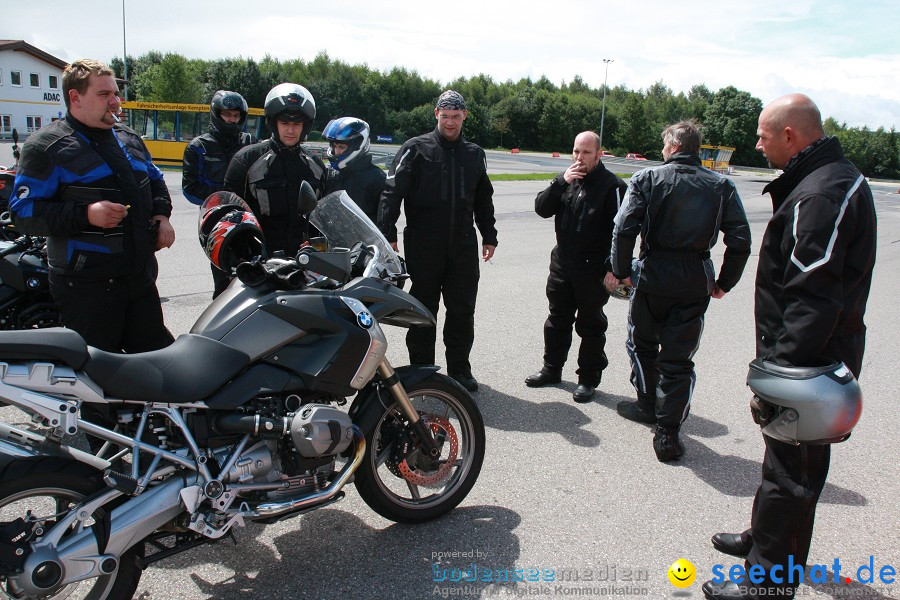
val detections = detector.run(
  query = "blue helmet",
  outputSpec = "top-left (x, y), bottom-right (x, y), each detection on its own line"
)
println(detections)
top-left (323, 117), bottom-right (371, 170)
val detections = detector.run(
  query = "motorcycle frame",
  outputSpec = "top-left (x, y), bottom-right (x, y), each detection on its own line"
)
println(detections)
top-left (0, 353), bottom-right (403, 592)
top-left (0, 231), bottom-right (441, 592)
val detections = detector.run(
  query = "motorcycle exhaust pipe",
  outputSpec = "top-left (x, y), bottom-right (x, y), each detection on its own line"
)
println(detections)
top-left (248, 426), bottom-right (365, 520)
top-left (212, 413), bottom-right (290, 438)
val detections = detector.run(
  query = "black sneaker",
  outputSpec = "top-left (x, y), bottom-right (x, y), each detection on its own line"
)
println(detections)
top-left (450, 372), bottom-right (479, 392)
top-left (616, 401), bottom-right (657, 424)
top-left (653, 427), bottom-right (685, 462)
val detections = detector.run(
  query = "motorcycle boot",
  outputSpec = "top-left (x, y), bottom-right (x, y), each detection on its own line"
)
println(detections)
top-left (652, 426), bottom-right (684, 462)
top-left (711, 532), bottom-right (752, 557)
top-left (525, 368), bottom-right (562, 387)
top-left (450, 371), bottom-right (479, 393)
top-left (572, 382), bottom-right (595, 403)
top-left (617, 399), bottom-right (657, 424)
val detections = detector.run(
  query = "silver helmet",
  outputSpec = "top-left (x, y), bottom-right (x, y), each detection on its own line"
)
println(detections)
top-left (747, 359), bottom-right (862, 445)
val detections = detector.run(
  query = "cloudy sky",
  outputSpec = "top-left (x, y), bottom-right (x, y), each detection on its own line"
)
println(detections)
top-left (5, 0), bottom-right (898, 129)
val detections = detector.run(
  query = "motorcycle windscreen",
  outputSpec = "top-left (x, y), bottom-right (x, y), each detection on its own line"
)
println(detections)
top-left (309, 192), bottom-right (403, 277)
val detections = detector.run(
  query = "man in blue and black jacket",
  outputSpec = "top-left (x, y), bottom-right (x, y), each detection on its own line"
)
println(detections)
top-left (11, 59), bottom-right (175, 354)
top-left (183, 90), bottom-right (252, 297)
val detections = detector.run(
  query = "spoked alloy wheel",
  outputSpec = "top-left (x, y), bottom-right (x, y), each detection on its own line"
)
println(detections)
top-left (355, 374), bottom-right (485, 523)
top-left (0, 460), bottom-right (142, 600)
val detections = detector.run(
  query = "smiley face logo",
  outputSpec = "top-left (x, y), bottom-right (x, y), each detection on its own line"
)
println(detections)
top-left (668, 558), bottom-right (696, 587)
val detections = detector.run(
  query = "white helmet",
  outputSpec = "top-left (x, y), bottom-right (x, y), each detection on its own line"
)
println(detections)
top-left (747, 359), bottom-right (862, 445)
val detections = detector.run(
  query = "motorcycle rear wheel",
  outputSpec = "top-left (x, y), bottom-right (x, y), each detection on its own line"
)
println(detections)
top-left (0, 458), bottom-right (143, 600)
top-left (355, 374), bottom-right (485, 523)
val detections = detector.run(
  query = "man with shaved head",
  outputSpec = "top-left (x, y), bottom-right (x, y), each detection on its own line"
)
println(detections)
top-left (527, 131), bottom-right (627, 402)
top-left (703, 94), bottom-right (877, 599)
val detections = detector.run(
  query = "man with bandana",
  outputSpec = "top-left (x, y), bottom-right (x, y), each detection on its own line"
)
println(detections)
top-left (378, 90), bottom-right (498, 393)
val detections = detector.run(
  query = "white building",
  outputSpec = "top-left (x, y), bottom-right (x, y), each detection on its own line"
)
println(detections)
top-left (0, 40), bottom-right (67, 140)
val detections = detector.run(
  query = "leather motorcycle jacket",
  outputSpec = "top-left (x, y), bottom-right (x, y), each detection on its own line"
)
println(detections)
top-left (224, 138), bottom-right (327, 256)
top-left (11, 114), bottom-right (172, 279)
top-left (378, 128), bottom-right (497, 248)
top-left (324, 153), bottom-right (386, 222)
top-left (535, 163), bottom-right (626, 263)
top-left (611, 152), bottom-right (751, 298)
top-left (755, 136), bottom-right (876, 374)
top-left (182, 130), bottom-right (252, 205)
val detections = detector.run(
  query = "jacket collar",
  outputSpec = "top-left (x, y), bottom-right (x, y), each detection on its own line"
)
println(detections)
top-left (342, 153), bottom-right (373, 173)
top-left (66, 112), bottom-right (115, 141)
top-left (763, 136), bottom-right (844, 208)
top-left (431, 127), bottom-right (464, 148)
top-left (663, 151), bottom-right (701, 167)
top-left (583, 161), bottom-right (611, 183)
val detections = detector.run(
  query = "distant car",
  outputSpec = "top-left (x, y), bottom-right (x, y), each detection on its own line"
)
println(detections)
top-left (600, 151), bottom-right (616, 158)
top-left (626, 153), bottom-right (647, 160)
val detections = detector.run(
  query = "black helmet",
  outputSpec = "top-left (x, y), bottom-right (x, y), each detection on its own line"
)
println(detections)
top-left (747, 359), bottom-right (863, 445)
top-left (264, 83), bottom-right (316, 143)
top-left (323, 117), bottom-right (371, 170)
top-left (210, 90), bottom-right (248, 139)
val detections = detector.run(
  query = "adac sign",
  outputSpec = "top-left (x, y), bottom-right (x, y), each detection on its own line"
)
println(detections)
top-left (43, 92), bottom-right (61, 102)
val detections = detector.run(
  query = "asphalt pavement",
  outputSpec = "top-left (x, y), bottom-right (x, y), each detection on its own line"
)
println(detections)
top-left (147, 168), bottom-right (898, 600)
top-left (0, 139), bottom-right (897, 599)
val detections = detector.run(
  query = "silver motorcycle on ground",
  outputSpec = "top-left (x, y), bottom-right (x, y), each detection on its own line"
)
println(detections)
top-left (0, 191), bottom-right (485, 599)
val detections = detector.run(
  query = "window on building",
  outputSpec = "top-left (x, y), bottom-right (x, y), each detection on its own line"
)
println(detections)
top-left (10, 71), bottom-right (22, 86)
top-left (1, 116), bottom-right (11, 135)
top-left (48, 74), bottom-right (59, 89)
top-left (29, 73), bottom-right (40, 88)
top-left (26, 116), bottom-right (43, 133)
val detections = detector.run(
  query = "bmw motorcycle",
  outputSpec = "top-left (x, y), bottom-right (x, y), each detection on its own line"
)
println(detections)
top-left (0, 191), bottom-right (485, 599)
top-left (0, 232), bottom-right (58, 331)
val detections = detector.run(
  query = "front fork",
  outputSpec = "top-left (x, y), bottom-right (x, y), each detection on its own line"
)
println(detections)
top-left (376, 360), bottom-right (440, 457)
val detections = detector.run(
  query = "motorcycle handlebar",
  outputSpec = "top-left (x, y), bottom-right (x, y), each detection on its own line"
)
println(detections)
top-left (0, 236), bottom-right (30, 259)
top-left (235, 244), bottom-right (407, 290)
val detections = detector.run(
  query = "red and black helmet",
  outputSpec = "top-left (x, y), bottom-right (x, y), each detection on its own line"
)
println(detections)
top-left (198, 191), bottom-right (252, 249)
top-left (205, 208), bottom-right (266, 273)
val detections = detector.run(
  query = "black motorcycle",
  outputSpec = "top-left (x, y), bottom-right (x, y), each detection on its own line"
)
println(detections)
top-left (0, 190), bottom-right (485, 599)
top-left (0, 129), bottom-right (20, 241)
top-left (0, 232), bottom-right (58, 330)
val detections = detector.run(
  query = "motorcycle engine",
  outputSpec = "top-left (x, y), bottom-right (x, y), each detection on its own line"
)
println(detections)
top-left (290, 405), bottom-right (354, 457)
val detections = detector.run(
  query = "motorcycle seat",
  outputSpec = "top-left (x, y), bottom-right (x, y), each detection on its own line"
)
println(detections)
top-left (0, 327), bottom-right (89, 368)
top-left (84, 334), bottom-right (251, 403)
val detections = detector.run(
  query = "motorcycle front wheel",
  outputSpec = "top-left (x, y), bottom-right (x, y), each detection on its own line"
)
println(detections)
top-left (355, 373), bottom-right (486, 523)
top-left (0, 458), bottom-right (143, 600)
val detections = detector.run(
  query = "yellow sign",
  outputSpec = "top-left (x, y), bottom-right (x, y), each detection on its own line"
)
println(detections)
top-left (120, 101), bottom-right (264, 116)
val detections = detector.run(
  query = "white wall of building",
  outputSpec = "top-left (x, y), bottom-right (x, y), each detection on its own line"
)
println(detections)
top-left (0, 50), bottom-right (66, 139)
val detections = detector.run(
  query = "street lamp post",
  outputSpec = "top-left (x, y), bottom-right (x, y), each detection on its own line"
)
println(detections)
top-left (122, 0), bottom-right (128, 101)
top-left (599, 59), bottom-right (613, 151)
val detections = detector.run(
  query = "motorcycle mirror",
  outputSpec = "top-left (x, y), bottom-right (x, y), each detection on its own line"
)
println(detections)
top-left (12, 129), bottom-right (17, 146)
top-left (298, 180), bottom-right (318, 216)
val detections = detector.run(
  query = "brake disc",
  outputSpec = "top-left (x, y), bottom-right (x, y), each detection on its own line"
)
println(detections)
top-left (397, 415), bottom-right (458, 486)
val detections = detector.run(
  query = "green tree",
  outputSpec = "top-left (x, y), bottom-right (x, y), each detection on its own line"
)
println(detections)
top-left (615, 92), bottom-right (657, 158)
top-left (136, 53), bottom-right (204, 104)
top-left (703, 86), bottom-right (764, 166)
